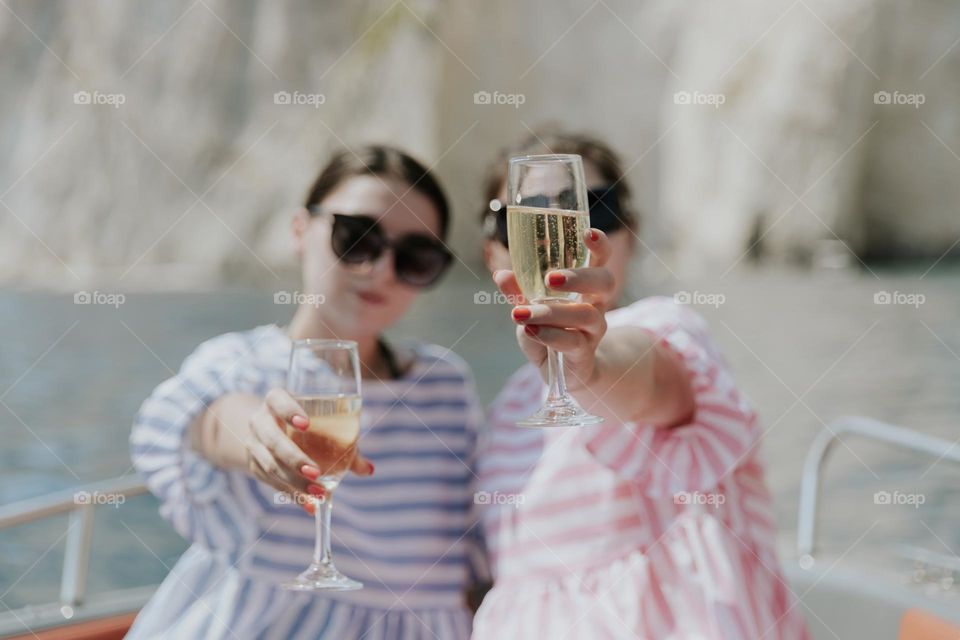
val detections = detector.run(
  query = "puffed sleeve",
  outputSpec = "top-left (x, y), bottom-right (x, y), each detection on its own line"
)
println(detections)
top-left (129, 330), bottom-right (264, 556)
top-left (582, 297), bottom-right (760, 498)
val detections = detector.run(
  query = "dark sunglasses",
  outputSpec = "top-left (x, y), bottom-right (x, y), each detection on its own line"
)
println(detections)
top-left (484, 185), bottom-right (627, 248)
top-left (309, 206), bottom-right (453, 287)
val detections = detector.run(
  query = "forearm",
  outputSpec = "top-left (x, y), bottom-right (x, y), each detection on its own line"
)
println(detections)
top-left (189, 393), bottom-right (261, 471)
top-left (570, 327), bottom-right (693, 427)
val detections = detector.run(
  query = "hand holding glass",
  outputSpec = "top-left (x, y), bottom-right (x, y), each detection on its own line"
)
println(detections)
top-left (282, 339), bottom-right (363, 591)
top-left (506, 154), bottom-right (604, 427)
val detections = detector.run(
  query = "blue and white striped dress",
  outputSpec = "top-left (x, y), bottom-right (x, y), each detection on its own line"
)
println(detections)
top-left (127, 324), bottom-right (486, 639)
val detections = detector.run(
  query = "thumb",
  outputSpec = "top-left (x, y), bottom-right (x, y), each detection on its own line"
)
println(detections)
top-left (350, 453), bottom-right (375, 476)
top-left (584, 228), bottom-right (612, 268)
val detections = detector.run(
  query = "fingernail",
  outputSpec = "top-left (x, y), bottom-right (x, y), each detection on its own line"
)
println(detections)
top-left (512, 307), bottom-right (531, 322)
top-left (301, 464), bottom-right (319, 480)
top-left (492, 270), bottom-right (502, 281)
top-left (307, 484), bottom-right (325, 497)
top-left (364, 461), bottom-right (375, 476)
top-left (292, 415), bottom-right (309, 430)
top-left (589, 229), bottom-right (599, 242)
top-left (303, 501), bottom-right (315, 515)
top-left (525, 325), bottom-right (540, 337)
top-left (547, 272), bottom-right (566, 287)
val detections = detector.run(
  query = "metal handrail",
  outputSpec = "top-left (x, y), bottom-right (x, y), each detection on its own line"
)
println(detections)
top-left (797, 416), bottom-right (960, 564)
top-left (0, 475), bottom-right (148, 616)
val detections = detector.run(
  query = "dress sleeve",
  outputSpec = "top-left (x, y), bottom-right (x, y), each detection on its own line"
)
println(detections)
top-left (582, 298), bottom-right (760, 498)
top-left (129, 331), bottom-right (263, 555)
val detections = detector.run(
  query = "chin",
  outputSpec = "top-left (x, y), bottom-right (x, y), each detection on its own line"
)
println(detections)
top-left (350, 310), bottom-right (400, 338)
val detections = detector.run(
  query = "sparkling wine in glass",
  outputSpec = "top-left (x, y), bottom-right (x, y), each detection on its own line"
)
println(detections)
top-left (282, 339), bottom-right (363, 591)
top-left (507, 154), bottom-right (604, 427)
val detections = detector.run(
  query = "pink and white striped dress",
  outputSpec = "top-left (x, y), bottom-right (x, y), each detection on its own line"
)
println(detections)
top-left (472, 297), bottom-right (810, 640)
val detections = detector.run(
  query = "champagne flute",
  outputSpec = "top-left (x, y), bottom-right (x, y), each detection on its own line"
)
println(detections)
top-left (507, 154), bottom-right (604, 427)
top-left (282, 339), bottom-right (363, 591)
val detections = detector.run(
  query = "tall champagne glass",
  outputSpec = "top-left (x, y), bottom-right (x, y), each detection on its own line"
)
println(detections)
top-left (282, 339), bottom-right (363, 590)
top-left (507, 154), bottom-right (604, 427)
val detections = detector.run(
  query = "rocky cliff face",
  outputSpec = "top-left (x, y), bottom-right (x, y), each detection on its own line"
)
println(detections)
top-left (1, 0), bottom-right (957, 290)
top-left (657, 0), bottom-right (960, 273)
top-left (0, 0), bottom-right (444, 290)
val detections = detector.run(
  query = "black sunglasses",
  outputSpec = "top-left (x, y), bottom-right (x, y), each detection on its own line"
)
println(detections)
top-left (309, 206), bottom-right (453, 288)
top-left (485, 185), bottom-right (627, 248)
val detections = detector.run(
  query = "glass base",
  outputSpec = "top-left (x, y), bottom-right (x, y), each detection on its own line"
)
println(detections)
top-left (516, 396), bottom-right (604, 427)
top-left (281, 562), bottom-right (363, 591)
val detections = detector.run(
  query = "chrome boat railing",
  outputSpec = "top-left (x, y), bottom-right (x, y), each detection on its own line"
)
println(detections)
top-left (0, 475), bottom-right (153, 636)
top-left (797, 416), bottom-right (960, 565)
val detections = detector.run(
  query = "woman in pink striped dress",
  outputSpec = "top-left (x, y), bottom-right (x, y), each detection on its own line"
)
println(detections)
top-left (472, 131), bottom-right (811, 639)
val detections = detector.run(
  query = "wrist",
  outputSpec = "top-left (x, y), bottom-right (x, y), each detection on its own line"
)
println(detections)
top-left (190, 396), bottom-right (253, 472)
top-left (566, 352), bottom-right (604, 397)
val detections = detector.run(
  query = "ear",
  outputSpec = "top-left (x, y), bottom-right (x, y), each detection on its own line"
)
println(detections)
top-left (291, 207), bottom-right (310, 257)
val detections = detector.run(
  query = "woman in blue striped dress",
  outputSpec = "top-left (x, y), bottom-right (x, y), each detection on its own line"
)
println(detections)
top-left (127, 146), bottom-right (486, 639)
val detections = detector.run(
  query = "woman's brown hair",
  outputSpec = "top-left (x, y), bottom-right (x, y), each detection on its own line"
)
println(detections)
top-left (306, 145), bottom-right (450, 240)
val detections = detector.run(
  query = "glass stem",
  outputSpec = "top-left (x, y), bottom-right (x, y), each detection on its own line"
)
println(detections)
top-left (313, 491), bottom-right (333, 567)
top-left (546, 347), bottom-right (570, 402)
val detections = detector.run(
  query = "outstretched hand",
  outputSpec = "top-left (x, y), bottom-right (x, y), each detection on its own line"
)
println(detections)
top-left (246, 388), bottom-right (374, 514)
top-left (493, 228), bottom-right (615, 392)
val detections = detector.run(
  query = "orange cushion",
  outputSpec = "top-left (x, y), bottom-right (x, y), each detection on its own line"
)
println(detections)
top-left (899, 608), bottom-right (960, 640)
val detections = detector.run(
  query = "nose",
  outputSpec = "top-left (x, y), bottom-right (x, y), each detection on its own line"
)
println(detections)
top-left (367, 247), bottom-right (397, 285)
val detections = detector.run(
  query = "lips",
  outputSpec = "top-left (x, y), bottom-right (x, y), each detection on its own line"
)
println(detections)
top-left (356, 289), bottom-right (387, 305)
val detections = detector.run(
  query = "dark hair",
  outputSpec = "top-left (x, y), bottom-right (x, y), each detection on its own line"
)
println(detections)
top-left (480, 128), bottom-right (639, 232)
top-left (305, 145), bottom-right (450, 240)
